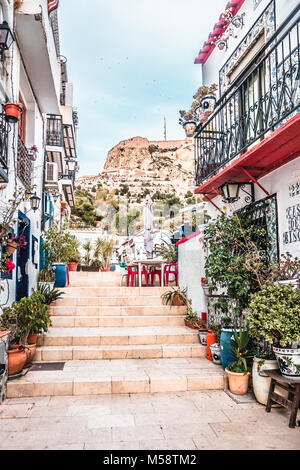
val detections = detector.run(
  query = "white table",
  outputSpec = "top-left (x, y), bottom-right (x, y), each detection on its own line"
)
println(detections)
top-left (132, 260), bottom-right (167, 287)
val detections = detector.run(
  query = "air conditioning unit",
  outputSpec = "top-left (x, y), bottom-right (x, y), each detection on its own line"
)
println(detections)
top-left (45, 162), bottom-right (58, 184)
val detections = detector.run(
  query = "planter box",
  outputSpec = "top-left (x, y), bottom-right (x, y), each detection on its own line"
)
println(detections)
top-left (81, 266), bottom-right (101, 272)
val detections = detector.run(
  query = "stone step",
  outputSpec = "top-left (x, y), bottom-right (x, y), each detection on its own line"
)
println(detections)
top-left (61, 287), bottom-right (168, 297)
top-left (34, 344), bottom-right (206, 361)
top-left (38, 327), bottom-right (200, 347)
top-left (69, 272), bottom-right (122, 287)
top-left (53, 296), bottom-right (165, 307)
top-left (50, 315), bottom-right (186, 328)
top-left (50, 306), bottom-right (186, 317)
top-left (7, 358), bottom-right (226, 398)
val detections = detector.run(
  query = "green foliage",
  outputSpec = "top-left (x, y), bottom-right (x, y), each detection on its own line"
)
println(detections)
top-left (154, 241), bottom-right (178, 263)
top-left (226, 327), bottom-right (253, 374)
top-left (37, 285), bottom-right (64, 306)
top-left (94, 237), bottom-right (115, 268)
top-left (38, 266), bottom-right (55, 283)
top-left (73, 189), bottom-right (98, 226)
top-left (161, 287), bottom-right (187, 308)
top-left (0, 292), bottom-right (51, 345)
top-left (248, 284), bottom-right (300, 348)
top-left (209, 324), bottom-right (222, 345)
top-left (204, 213), bottom-right (269, 317)
top-left (82, 240), bottom-right (93, 266)
top-left (43, 222), bottom-right (77, 264)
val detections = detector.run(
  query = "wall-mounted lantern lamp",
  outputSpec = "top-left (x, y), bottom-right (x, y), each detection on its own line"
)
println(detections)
top-left (0, 21), bottom-right (15, 61)
top-left (220, 182), bottom-right (254, 204)
top-left (29, 192), bottom-right (41, 212)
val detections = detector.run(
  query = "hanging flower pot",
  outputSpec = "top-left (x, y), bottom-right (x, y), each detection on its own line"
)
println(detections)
top-left (201, 94), bottom-right (217, 117)
top-left (4, 102), bottom-right (22, 123)
top-left (183, 120), bottom-right (196, 138)
top-left (6, 240), bottom-right (20, 254)
top-left (216, 37), bottom-right (228, 51)
top-left (195, 105), bottom-right (208, 125)
top-left (232, 14), bottom-right (243, 28)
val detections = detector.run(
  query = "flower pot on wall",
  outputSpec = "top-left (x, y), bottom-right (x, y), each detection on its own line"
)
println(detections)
top-left (6, 240), bottom-right (19, 254)
top-left (201, 94), bottom-right (217, 117)
top-left (4, 103), bottom-right (22, 123)
top-left (273, 347), bottom-right (300, 378)
top-left (183, 120), bottom-right (196, 138)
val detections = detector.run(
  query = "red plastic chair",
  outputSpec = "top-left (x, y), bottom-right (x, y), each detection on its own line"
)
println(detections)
top-left (149, 266), bottom-right (162, 286)
top-left (164, 263), bottom-right (178, 286)
top-left (127, 265), bottom-right (149, 287)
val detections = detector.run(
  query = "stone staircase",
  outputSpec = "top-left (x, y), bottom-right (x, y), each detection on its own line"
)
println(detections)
top-left (7, 272), bottom-right (226, 398)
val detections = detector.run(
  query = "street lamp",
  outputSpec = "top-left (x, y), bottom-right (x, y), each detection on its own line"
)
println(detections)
top-left (52, 193), bottom-right (61, 203)
top-left (220, 182), bottom-right (254, 204)
top-left (29, 192), bottom-right (41, 212)
top-left (0, 21), bottom-right (15, 61)
top-left (67, 159), bottom-right (76, 172)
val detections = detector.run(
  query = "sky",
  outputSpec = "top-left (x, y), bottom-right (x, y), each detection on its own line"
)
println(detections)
top-left (58, 0), bottom-right (226, 176)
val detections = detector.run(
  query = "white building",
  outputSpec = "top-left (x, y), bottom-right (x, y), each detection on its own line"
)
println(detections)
top-left (179, 0), bottom-right (300, 315)
top-left (0, 0), bottom-right (78, 306)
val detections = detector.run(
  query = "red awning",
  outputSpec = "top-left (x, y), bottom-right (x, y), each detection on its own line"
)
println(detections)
top-left (195, 113), bottom-right (300, 197)
top-left (194, 0), bottom-right (246, 65)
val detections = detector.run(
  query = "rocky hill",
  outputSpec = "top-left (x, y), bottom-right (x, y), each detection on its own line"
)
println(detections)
top-left (76, 136), bottom-right (195, 201)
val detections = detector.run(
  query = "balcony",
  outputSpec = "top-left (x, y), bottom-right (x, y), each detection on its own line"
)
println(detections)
top-left (195, 7), bottom-right (300, 195)
top-left (0, 111), bottom-right (9, 183)
top-left (46, 115), bottom-right (63, 147)
top-left (17, 136), bottom-right (32, 188)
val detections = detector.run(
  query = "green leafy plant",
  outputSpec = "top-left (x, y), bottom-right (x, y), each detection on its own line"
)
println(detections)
top-left (43, 222), bottom-right (76, 264)
top-left (82, 240), bottom-right (93, 266)
top-left (68, 237), bottom-right (81, 263)
top-left (38, 266), bottom-right (55, 283)
top-left (94, 237), bottom-right (115, 269)
top-left (37, 285), bottom-right (64, 306)
top-left (209, 324), bottom-right (222, 344)
top-left (0, 292), bottom-right (51, 345)
top-left (0, 306), bottom-right (21, 345)
top-left (248, 284), bottom-right (300, 348)
top-left (269, 252), bottom-right (300, 282)
top-left (226, 327), bottom-right (254, 374)
top-left (204, 213), bottom-right (269, 317)
top-left (161, 287), bottom-right (187, 307)
top-left (155, 241), bottom-right (178, 263)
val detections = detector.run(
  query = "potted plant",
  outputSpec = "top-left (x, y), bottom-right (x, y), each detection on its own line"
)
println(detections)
top-left (0, 308), bottom-right (27, 377)
top-left (208, 323), bottom-right (222, 363)
top-left (225, 327), bottom-right (253, 395)
top-left (68, 237), bottom-right (81, 272)
top-left (161, 286), bottom-right (187, 307)
top-left (28, 145), bottom-right (38, 162)
top-left (199, 84), bottom-right (218, 117)
top-left (38, 266), bottom-right (55, 291)
top-left (182, 120), bottom-right (197, 138)
top-left (201, 277), bottom-right (215, 296)
top-left (94, 237), bottom-right (115, 271)
top-left (43, 222), bottom-right (76, 287)
top-left (4, 102), bottom-right (22, 123)
top-left (269, 252), bottom-right (300, 289)
top-left (248, 284), bottom-right (300, 379)
top-left (6, 235), bottom-right (27, 255)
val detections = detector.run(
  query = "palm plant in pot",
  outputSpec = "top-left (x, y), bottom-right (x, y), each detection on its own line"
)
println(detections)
top-left (68, 236), bottom-right (81, 272)
top-left (38, 265), bottom-right (55, 291)
top-left (248, 284), bottom-right (300, 379)
top-left (161, 286), bottom-right (187, 307)
top-left (225, 327), bottom-right (254, 395)
top-left (94, 237), bottom-right (115, 271)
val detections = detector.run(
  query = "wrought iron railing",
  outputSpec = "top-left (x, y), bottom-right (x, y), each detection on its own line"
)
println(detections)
top-left (46, 115), bottom-right (63, 147)
top-left (0, 111), bottom-right (9, 183)
top-left (195, 7), bottom-right (300, 187)
top-left (237, 194), bottom-right (279, 266)
top-left (17, 136), bottom-right (32, 188)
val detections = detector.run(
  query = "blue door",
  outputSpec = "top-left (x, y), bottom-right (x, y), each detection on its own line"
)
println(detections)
top-left (16, 212), bottom-right (30, 301)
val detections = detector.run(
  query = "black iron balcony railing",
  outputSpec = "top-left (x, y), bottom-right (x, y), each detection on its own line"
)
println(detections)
top-left (0, 111), bottom-right (9, 183)
top-left (46, 114), bottom-right (63, 147)
top-left (195, 6), bottom-right (300, 187)
top-left (17, 136), bottom-right (32, 188)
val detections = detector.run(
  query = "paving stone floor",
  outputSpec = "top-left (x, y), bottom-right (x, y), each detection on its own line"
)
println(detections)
top-left (0, 390), bottom-right (299, 450)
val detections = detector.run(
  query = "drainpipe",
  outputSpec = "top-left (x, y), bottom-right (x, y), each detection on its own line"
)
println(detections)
top-left (0, 0), bottom-right (12, 27)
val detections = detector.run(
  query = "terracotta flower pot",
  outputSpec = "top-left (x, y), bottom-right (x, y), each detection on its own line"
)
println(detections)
top-left (24, 344), bottom-right (37, 368)
top-left (225, 368), bottom-right (250, 395)
top-left (6, 240), bottom-right (19, 254)
top-left (28, 334), bottom-right (38, 344)
top-left (68, 262), bottom-right (78, 272)
top-left (185, 319), bottom-right (205, 330)
top-left (172, 295), bottom-right (185, 306)
top-left (4, 103), bottom-right (22, 123)
top-left (8, 347), bottom-right (27, 376)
